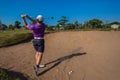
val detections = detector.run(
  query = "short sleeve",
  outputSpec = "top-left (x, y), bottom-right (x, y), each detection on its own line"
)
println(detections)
top-left (28, 25), bottom-right (35, 30)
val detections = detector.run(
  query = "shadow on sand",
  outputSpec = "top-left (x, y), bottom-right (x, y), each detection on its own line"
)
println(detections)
top-left (0, 68), bottom-right (30, 80)
top-left (38, 52), bottom-right (87, 76)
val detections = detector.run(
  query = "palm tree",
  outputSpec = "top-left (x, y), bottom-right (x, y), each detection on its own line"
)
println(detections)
top-left (58, 16), bottom-right (69, 30)
top-left (14, 21), bottom-right (21, 29)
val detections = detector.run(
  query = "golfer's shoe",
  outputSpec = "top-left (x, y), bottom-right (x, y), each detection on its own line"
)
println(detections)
top-left (34, 66), bottom-right (39, 76)
top-left (39, 64), bottom-right (46, 68)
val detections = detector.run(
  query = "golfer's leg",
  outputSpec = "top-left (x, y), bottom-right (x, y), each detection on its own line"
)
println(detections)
top-left (36, 52), bottom-right (43, 66)
top-left (35, 52), bottom-right (38, 65)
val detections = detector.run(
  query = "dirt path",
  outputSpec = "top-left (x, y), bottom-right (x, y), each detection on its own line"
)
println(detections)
top-left (0, 31), bottom-right (120, 80)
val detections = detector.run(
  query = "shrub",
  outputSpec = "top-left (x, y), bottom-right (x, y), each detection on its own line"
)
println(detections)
top-left (0, 69), bottom-right (10, 80)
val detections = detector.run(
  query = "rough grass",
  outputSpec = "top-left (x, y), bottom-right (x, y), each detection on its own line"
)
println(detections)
top-left (0, 30), bottom-right (33, 47)
top-left (0, 30), bottom-right (57, 47)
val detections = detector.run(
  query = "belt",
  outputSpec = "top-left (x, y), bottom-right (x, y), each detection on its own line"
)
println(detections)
top-left (34, 37), bottom-right (44, 39)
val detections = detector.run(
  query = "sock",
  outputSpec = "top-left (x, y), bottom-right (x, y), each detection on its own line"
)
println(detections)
top-left (36, 65), bottom-right (39, 68)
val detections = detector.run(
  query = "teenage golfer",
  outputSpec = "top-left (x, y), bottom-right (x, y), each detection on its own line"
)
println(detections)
top-left (21, 14), bottom-right (46, 75)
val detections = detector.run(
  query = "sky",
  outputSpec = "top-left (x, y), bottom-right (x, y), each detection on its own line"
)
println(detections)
top-left (0, 0), bottom-right (120, 26)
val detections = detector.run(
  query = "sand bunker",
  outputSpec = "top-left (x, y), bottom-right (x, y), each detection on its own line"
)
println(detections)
top-left (0, 31), bottom-right (120, 80)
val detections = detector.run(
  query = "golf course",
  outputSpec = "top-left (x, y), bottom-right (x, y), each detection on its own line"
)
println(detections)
top-left (0, 31), bottom-right (120, 80)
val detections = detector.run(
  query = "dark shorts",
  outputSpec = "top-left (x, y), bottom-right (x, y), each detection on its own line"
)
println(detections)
top-left (32, 39), bottom-right (45, 53)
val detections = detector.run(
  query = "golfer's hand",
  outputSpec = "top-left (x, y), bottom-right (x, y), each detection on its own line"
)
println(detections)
top-left (21, 14), bottom-right (27, 18)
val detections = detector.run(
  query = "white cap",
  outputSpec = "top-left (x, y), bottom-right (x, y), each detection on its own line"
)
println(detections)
top-left (36, 15), bottom-right (44, 21)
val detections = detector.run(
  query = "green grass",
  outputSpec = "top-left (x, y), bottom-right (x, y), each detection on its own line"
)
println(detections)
top-left (0, 30), bottom-right (57, 47)
top-left (0, 30), bottom-right (33, 47)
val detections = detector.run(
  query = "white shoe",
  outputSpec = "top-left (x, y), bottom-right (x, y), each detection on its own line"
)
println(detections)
top-left (39, 64), bottom-right (46, 68)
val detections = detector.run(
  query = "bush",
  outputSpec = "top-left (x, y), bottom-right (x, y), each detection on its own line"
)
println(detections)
top-left (0, 69), bottom-right (10, 80)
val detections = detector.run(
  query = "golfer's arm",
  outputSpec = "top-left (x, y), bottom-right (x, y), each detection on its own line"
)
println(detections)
top-left (22, 18), bottom-right (28, 29)
top-left (26, 15), bottom-right (36, 24)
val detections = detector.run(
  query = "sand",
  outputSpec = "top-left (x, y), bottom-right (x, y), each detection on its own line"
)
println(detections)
top-left (0, 31), bottom-right (120, 80)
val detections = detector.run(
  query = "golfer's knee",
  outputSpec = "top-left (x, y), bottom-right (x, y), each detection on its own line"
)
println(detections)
top-left (37, 52), bottom-right (42, 54)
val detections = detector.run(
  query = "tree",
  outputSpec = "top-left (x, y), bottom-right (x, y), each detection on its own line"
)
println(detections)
top-left (22, 26), bottom-right (27, 30)
top-left (57, 16), bottom-right (68, 30)
top-left (66, 23), bottom-right (74, 30)
top-left (0, 24), bottom-right (7, 31)
top-left (74, 21), bottom-right (79, 29)
top-left (56, 24), bottom-right (60, 31)
top-left (0, 19), bottom-right (3, 30)
top-left (14, 21), bottom-right (21, 29)
top-left (8, 24), bottom-right (14, 30)
top-left (88, 19), bottom-right (103, 28)
top-left (110, 21), bottom-right (120, 25)
top-left (47, 25), bottom-right (55, 31)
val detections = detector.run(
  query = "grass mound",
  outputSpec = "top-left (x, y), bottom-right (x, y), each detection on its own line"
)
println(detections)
top-left (0, 30), bottom-right (33, 47)
top-left (0, 30), bottom-right (56, 47)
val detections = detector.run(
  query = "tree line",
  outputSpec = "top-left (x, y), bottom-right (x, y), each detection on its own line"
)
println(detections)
top-left (47, 16), bottom-right (120, 31)
top-left (0, 21), bottom-right (22, 31)
top-left (0, 16), bottom-right (120, 31)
